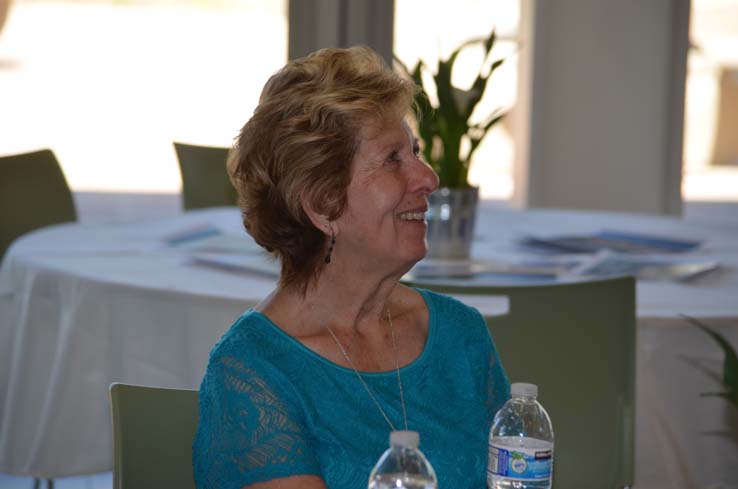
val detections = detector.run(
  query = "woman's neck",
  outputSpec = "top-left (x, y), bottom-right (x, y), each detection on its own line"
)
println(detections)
top-left (258, 261), bottom-right (408, 338)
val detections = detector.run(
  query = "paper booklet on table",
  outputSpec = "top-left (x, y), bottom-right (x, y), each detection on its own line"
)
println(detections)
top-left (564, 250), bottom-right (719, 282)
top-left (164, 224), bottom-right (263, 254)
top-left (403, 258), bottom-right (579, 285)
top-left (405, 251), bottom-right (719, 285)
top-left (519, 229), bottom-right (701, 254)
top-left (189, 252), bottom-right (280, 278)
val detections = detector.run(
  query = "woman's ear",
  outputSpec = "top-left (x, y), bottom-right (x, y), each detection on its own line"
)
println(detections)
top-left (300, 191), bottom-right (334, 236)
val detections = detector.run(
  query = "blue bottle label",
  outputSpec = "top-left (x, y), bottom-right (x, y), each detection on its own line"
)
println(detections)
top-left (488, 441), bottom-right (553, 481)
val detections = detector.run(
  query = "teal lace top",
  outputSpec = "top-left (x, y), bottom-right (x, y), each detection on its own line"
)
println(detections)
top-left (193, 288), bottom-right (510, 489)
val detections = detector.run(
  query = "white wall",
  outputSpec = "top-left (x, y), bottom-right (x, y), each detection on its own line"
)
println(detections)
top-left (513, 0), bottom-right (690, 215)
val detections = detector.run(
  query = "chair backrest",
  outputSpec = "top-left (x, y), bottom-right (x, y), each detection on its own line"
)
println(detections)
top-left (173, 142), bottom-right (237, 210)
top-left (409, 277), bottom-right (635, 489)
top-left (0, 149), bottom-right (77, 261)
top-left (109, 383), bottom-right (199, 489)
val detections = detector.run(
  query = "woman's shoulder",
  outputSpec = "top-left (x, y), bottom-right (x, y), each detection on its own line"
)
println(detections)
top-left (414, 287), bottom-right (491, 341)
top-left (207, 310), bottom-right (276, 365)
top-left (202, 311), bottom-right (302, 395)
top-left (415, 287), bottom-right (484, 320)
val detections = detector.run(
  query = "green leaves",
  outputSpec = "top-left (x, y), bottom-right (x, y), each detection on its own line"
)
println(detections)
top-left (681, 314), bottom-right (738, 408)
top-left (394, 28), bottom-right (505, 188)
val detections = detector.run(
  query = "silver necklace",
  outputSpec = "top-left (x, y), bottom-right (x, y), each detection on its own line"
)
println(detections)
top-left (325, 306), bottom-right (409, 431)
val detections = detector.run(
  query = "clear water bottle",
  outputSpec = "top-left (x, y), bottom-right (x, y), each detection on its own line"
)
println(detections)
top-left (368, 431), bottom-right (437, 489)
top-left (487, 383), bottom-right (554, 489)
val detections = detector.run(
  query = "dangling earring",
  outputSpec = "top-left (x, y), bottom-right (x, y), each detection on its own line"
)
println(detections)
top-left (324, 231), bottom-right (336, 264)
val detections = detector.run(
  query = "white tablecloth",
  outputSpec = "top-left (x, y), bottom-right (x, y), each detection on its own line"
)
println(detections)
top-left (0, 203), bottom-right (736, 487)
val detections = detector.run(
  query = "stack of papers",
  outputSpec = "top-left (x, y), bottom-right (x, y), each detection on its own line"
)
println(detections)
top-left (163, 226), bottom-right (719, 284)
top-left (403, 257), bottom-right (579, 285)
top-left (164, 224), bottom-right (279, 278)
top-left (189, 253), bottom-right (280, 278)
top-left (406, 252), bottom-right (718, 284)
top-left (163, 224), bottom-right (222, 246)
top-left (511, 230), bottom-right (718, 282)
top-left (409, 259), bottom-right (575, 279)
top-left (164, 225), bottom-right (263, 254)
top-left (567, 251), bottom-right (719, 282)
top-left (519, 229), bottom-right (701, 254)
top-left (409, 229), bottom-right (717, 284)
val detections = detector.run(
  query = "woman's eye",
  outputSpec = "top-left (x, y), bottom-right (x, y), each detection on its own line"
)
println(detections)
top-left (387, 151), bottom-right (401, 163)
top-left (412, 143), bottom-right (420, 157)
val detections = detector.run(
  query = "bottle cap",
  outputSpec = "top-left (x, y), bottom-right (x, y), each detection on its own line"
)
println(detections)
top-left (511, 382), bottom-right (538, 398)
top-left (390, 430), bottom-right (419, 448)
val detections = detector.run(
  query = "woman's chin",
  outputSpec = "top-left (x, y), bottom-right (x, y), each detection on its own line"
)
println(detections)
top-left (397, 247), bottom-right (427, 272)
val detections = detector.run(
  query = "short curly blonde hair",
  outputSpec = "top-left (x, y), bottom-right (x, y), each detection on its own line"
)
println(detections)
top-left (229, 46), bottom-right (418, 292)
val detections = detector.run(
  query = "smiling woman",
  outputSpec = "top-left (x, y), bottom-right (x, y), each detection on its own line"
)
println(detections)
top-left (337, 119), bottom-right (439, 271)
top-left (228, 46), bottom-right (425, 292)
top-left (192, 46), bottom-right (510, 489)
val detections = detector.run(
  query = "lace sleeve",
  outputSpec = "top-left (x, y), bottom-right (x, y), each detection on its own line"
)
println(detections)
top-left (193, 348), bottom-right (321, 488)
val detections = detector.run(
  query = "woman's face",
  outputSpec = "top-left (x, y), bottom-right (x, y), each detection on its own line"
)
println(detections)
top-left (334, 118), bottom-right (439, 273)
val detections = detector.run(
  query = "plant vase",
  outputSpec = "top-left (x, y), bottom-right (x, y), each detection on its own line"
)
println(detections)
top-left (425, 186), bottom-right (479, 260)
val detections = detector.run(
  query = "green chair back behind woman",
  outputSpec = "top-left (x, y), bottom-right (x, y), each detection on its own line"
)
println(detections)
top-left (407, 277), bottom-right (636, 489)
top-left (0, 148), bottom-right (77, 262)
top-left (173, 142), bottom-right (237, 210)
top-left (109, 383), bottom-right (199, 489)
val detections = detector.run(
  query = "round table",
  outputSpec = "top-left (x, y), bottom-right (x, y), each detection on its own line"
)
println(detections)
top-left (1, 203), bottom-right (736, 488)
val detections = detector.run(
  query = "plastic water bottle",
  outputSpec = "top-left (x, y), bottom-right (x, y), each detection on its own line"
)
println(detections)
top-left (487, 383), bottom-right (554, 489)
top-left (368, 431), bottom-right (437, 489)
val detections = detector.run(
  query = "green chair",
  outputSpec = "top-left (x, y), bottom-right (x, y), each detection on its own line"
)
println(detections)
top-left (173, 142), bottom-right (237, 210)
top-left (407, 277), bottom-right (636, 489)
top-left (109, 383), bottom-right (199, 489)
top-left (0, 149), bottom-right (77, 262)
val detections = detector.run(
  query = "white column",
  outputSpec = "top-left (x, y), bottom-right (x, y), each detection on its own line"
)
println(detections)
top-left (288, 0), bottom-right (394, 65)
top-left (513, 0), bottom-right (690, 215)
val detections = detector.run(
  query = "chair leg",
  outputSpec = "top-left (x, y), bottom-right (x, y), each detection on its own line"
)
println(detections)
top-left (31, 477), bottom-right (55, 489)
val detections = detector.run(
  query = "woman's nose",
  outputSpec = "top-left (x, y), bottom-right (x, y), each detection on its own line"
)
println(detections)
top-left (411, 157), bottom-right (440, 195)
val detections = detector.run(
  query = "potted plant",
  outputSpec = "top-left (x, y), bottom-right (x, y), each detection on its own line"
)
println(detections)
top-left (681, 315), bottom-right (738, 409)
top-left (395, 29), bottom-right (506, 259)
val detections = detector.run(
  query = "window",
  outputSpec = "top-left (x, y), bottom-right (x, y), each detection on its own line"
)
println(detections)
top-left (0, 0), bottom-right (287, 193)
top-left (682, 0), bottom-right (738, 201)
